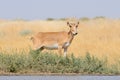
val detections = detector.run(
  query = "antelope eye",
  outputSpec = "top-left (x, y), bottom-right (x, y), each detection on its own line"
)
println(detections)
top-left (76, 26), bottom-right (78, 27)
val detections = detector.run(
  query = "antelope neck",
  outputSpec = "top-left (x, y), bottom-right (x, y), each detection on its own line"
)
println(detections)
top-left (68, 31), bottom-right (74, 43)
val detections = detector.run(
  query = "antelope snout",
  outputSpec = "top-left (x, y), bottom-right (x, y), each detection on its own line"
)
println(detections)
top-left (75, 33), bottom-right (78, 35)
top-left (73, 32), bottom-right (78, 35)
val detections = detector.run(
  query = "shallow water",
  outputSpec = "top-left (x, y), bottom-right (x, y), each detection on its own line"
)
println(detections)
top-left (0, 76), bottom-right (120, 80)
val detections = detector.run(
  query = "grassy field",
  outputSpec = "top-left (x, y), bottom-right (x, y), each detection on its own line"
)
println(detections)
top-left (0, 51), bottom-right (120, 75)
top-left (0, 18), bottom-right (120, 64)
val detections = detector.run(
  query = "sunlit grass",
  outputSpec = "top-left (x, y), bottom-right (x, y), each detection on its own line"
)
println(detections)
top-left (0, 50), bottom-right (120, 74)
top-left (0, 49), bottom-right (120, 75)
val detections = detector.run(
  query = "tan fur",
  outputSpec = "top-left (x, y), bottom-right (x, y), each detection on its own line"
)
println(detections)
top-left (31, 22), bottom-right (79, 57)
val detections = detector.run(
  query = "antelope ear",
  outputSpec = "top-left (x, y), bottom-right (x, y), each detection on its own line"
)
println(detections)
top-left (67, 22), bottom-right (69, 26)
top-left (77, 22), bottom-right (79, 25)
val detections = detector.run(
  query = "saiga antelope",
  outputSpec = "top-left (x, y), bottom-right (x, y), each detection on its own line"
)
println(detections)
top-left (31, 21), bottom-right (79, 57)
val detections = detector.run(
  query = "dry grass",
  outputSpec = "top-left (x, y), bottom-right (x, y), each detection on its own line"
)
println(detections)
top-left (0, 19), bottom-right (120, 64)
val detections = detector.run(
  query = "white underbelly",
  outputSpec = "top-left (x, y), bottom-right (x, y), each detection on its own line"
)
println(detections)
top-left (44, 43), bottom-right (58, 49)
top-left (44, 42), bottom-right (70, 50)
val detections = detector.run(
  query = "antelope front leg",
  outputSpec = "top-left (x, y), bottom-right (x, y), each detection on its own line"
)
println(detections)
top-left (64, 47), bottom-right (68, 57)
top-left (58, 46), bottom-right (62, 56)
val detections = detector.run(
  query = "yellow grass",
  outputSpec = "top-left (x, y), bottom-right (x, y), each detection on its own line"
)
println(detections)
top-left (0, 19), bottom-right (120, 64)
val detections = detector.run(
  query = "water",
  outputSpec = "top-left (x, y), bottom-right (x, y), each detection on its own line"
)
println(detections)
top-left (0, 76), bottom-right (120, 80)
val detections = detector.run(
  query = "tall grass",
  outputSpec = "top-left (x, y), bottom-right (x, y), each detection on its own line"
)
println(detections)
top-left (0, 20), bottom-right (120, 64)
top-left (0, 50), bottom-right (120, 75)
top-left (19, 30), bottom-right (33, 36)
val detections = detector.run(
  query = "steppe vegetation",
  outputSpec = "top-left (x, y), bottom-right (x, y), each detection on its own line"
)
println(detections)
top-left (0, 17), bottom-right (120, 74)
